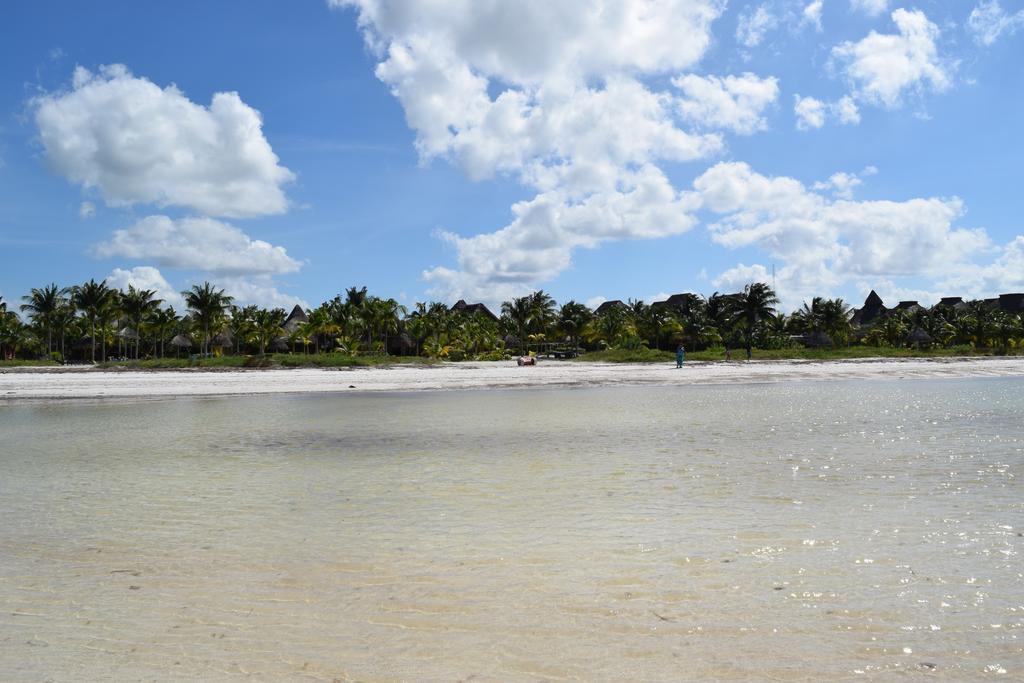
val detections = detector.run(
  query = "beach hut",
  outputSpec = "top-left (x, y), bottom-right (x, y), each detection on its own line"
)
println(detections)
top-left (170, 334), bottom-right (192, 358)
top-left (851, 290), bottom-right (887, 327)
top-left (906, 327), bottom-right (932, 348)
top-left (450, 300), bottom-right (499, 322)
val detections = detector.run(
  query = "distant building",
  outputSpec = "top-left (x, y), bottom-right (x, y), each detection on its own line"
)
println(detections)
top-left (852, 290), bottom-right (1024, 329)
top-left (283, 305), bottom-right (308, 334)
top-left (594, 300), bottom-right (628, 315)
top-left (851, 290), bottom-right (887, 327)
top-left (450, 299), bottom-right (498, 322)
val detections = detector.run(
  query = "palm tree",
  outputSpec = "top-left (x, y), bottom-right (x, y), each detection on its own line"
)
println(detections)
top-left (20, 284), bottom-right (69, 357)
top-left (528, 290), bottom-right (557, 337)
top-left (146, 306), bottom-right (180, 358)
top-left (71, 279), bottom-right (116, 362)
top-left (119, 285), bottom-right (162, 359)
top-left (733, 282), bottom-right (778, 358)
top-left (501, 296), bottom-right (533, 354)
top-left (558, 301), bottom-right (593, 350)
top-left (251, 307), bottom-right (285, 355)
top-left (957, 300), bottom-right (997, 348)
top-left (183, 282), bottom-right (233, 355)
top-left (301, 307), bottom-right (339, 354)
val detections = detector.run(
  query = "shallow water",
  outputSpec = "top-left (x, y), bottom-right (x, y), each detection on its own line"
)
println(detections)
top-left (1, 378), bottom-right (1022, 681)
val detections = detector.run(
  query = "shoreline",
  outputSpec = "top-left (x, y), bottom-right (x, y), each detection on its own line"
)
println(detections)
top-left (2, 356), bottom-right (1022, 401)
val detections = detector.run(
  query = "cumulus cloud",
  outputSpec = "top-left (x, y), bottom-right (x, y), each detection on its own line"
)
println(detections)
top-left (694, 162), bottom-right (990, 307)
top-left (34, 64), bottom-right (294, 218)
top-left (803, 0), bottom-right (824, 30)
top-left (674, 73), bottom-right (779, 134)
top-left (216, 276), bottom-right (309, 310)
top-left (968, 1), bottom-right (1024, 45)
top-left (850, 0), bottom-right (887, 17)
top-left (736, 5), bottom-right (777, 48)
top-left (332, 0), bottom-right (733, 302)
top-left (832, 9), bottom-right (950, 109)
top-left (832, 95), bottom-right (861, 124)
top-left (93, 215), bottom-right (301, 276)
top-left (794, 95), bottom-right (826, 129)
top-left (795, 94), bottom-right (861, 129)
top-left (105, 266), bottom-right (185, 310)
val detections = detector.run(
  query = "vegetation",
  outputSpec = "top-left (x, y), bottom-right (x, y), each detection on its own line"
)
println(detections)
top-left (2, 277), bottom-right (1023, 366)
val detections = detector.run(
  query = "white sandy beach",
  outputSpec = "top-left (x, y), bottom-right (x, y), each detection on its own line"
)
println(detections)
top-left (1, 356), bottom-right (1023, 400)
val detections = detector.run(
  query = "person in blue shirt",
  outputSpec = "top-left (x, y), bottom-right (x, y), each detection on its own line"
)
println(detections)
top-left (676, 344), bottom-right (685, 368)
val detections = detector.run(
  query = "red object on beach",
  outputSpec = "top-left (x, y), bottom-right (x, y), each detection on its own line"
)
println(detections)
top-left (517, 356), bottom-right (536, 366)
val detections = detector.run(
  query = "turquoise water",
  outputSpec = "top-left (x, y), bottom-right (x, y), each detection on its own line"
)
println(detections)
top-left (1, 378), bottom-right (1022, 680)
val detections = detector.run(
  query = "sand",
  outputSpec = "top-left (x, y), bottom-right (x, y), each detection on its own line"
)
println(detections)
top-left (1, 357), bottom-right (1022, 400)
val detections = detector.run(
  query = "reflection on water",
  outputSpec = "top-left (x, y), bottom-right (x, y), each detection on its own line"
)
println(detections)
top-left (1, 379), bottom-right (1022, 681)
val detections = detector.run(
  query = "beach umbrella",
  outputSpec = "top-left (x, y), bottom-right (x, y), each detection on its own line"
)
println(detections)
top-left (116, 326), bottom-right (139, 339)
top-left (170, 334), bottom-right (192, 358)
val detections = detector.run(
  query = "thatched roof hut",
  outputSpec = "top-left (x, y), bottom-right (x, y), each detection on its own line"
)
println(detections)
top-left (907, 327), bottom-right (932, 346)
top-left (282, 305), bottom-right (308, 334)
top-left (270, 336), bottom-right (290, 352)
top-left (851, 290), bottom-right (886, 326)
top-left (998, 293), bottom-right (1024, 313)
top-left (595, 300), bottom-right (627, 315)
top-left (170, 334), bottom-right (192, 348)
top-left (116, 326), bottom-right (138, 339)
top-left (450, 299), bottom-right (499, 322)
top-left (212, 330), bottom-right (232, 347)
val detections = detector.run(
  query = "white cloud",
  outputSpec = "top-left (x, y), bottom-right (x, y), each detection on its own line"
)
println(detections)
top-left (34, 64), bottom-right (294, 218)
top-left (737, 5), bottom-right (777, 48)
top-left (803, 0), bottom-right (824, 30)
top-left (694, 162), bottom-right (991, 308)
top-left (795, 94), bottom-right (861, 129)
top-left (217, 276), bottom-right (309, 311)
top-left (832, 9), bottom-right (950, 108)
top-left (674, 72), bottom-right (779, 134)
top-left (794, 95), bottom-right (826, 129)
top-left (93, 215), bottom-right (301, 276)
top-left (968, 1), bottom-right (1024, 45)
top-left (78, 201), bottom-right (95, 219)
top-left (850, 0), bottom-right (887, 17)
top-left (832, 95), bottom-right (861, 124)
top-left (938, 235), bottom-right (1024, 297)
top-left (105, 266), bottom-right (184, 310)
top-left (812, 167), bottom-right (877, 199)
top-left (333, 0), bottom-right (731, 302)
top-left (585, 296), bottom-right (608, 310)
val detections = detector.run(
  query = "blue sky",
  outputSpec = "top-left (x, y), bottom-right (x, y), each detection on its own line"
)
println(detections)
top-left (1, 0), bottom-right (1022, 313)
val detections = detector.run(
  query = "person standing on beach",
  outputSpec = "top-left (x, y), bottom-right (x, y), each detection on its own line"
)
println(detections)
top-left (676, 344), bottom-right (685, 368)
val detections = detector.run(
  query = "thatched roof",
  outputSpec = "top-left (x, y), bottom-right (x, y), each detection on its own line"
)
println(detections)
top-left (852, 290), bottom-right (887, 326)
top-left (907, 327), bottom-right (932, 345)
top-left (998, 293), bottom-right (1024, 313)
top-left (116, 326), bottom-right (138, 339)
top-left (212, 330), bottom-right (232, 347)
top-left (270, 336), bottom-right (290, 352)
top-left (595, 300), bottom-right (627, 315)
top-left (450, 299), bottom-right (499, 322)
top-left (936, 296), bottom-right (965, 308)
top-left (282, 305), bottom-right (308, 333)
top-left (170, 334), bottom-right (192, 348)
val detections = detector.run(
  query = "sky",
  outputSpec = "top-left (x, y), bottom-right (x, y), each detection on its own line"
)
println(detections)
top-left (1, 0), bottom-right (1022, 313)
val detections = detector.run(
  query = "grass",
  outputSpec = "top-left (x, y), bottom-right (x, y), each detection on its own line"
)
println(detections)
top-left (576, 345), bottom-right (1023, 363)
top-left (0, 359), bottom-right (59, 367)
top-left (96, 353), bottom-right (440, 370)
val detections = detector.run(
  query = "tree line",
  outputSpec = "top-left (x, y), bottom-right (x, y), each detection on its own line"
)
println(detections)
top-left (1, 279), bottom-right (1022, 362)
